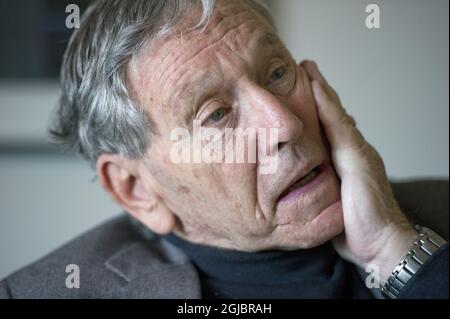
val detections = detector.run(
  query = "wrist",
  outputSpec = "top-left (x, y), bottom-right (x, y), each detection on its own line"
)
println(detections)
top-left (366, 223), bottom-right (417, 285)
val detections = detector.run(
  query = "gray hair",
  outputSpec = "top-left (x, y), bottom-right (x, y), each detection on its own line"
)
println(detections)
top-left (50, 0), bottom-right (274, 166)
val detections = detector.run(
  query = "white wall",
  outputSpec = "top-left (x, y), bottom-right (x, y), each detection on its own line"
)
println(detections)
top-left (269, 0), bottom-right (449, 179)
top-left (0, 82), bottom-right (120, 279)
top-left (0, 153), bottom-right (120, 279)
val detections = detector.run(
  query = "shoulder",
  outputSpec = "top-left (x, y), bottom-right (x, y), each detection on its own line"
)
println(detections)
top-left (0, 215), bottom-right (199, 299)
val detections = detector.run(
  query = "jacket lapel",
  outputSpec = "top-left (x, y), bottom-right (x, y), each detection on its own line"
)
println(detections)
top-left (104, 239), bottom-right (202, 298)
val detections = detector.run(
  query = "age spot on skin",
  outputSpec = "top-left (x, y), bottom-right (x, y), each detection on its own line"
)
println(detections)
top-left (178, 185), bottom-right (191, 194)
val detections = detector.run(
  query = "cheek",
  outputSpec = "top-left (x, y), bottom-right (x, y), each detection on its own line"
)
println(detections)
top-left (157, 159), bottom-right (255, 215)
top-left (288, 87), bottom-right (322, 142)
top-left (221, 163), bottom-right (257, 209)
top-left (186, 162), bottom-right (259, 218)
top-left (151, 128), bottom-right (258, 210)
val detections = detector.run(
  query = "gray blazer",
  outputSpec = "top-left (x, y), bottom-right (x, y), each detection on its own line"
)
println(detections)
top-left (0, 180), bottom-right (448, 299)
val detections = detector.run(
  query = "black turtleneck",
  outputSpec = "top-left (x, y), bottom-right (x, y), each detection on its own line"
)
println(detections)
top-left (163, 234), bottom-right (374, 299)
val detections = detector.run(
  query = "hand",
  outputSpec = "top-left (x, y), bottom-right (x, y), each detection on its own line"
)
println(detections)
top-left (302, 60), bottom-right (417, 284)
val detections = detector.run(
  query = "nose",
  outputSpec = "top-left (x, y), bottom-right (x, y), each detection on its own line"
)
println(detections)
top-left (242, 84), bottom-right (303, 152)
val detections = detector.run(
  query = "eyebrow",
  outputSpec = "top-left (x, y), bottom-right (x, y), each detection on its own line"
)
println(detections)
top-left (254, 32), bottom-right (281, 50)
top-left (170, 71), bottom-right (216, 123)
top-left (174, 71), bottom-right (216, 102)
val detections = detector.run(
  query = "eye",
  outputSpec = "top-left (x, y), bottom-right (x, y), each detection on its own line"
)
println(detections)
top-left (266, 62), bottom-right (295, 95)
top-left (206, 107), bottom-right (228, 124)
top-left (270, 66), bottom-right (287, 82)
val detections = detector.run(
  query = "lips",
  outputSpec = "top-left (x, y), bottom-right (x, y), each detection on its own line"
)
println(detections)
top-left (278, 162), bottom-right (324, 202)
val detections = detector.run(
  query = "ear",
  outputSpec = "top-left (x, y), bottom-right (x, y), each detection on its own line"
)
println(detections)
top-left (96, 154), bottom-right (176, 235)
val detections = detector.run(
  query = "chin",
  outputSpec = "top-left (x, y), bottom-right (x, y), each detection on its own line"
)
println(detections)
top-left (273, 200), bottom-right (344, 250)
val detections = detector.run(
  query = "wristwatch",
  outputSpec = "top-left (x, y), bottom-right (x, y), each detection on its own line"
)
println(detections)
top-left (381, 225), bottom-right (447, 299)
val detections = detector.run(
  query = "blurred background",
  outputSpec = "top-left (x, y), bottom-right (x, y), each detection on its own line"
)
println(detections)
top-left (0, 0), bottom-right (448, 279)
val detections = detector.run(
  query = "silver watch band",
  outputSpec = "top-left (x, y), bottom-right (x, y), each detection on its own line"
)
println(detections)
top-left (381, 226), bottom-right (447, 299)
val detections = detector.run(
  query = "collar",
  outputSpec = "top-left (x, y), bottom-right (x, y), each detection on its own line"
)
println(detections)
top-left (163, 233), bottom-right (340, 286)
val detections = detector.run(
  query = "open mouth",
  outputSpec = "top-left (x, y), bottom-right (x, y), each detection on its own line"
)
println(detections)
top-left (278, 163), bottom-right (325, 202)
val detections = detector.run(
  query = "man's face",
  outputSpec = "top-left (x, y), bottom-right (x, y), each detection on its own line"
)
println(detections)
top-left (128, 0), bottom-right (343, 251)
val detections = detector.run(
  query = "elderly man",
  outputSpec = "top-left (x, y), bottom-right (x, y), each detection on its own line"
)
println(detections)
top-left (0, 0), bottom-right (448, 299)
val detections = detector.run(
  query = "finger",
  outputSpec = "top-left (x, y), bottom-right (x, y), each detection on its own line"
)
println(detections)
top-left (297, 65), bottom-right (314, 97)
top-left (301, 60), bottom-right (341, 104)
top-left (301, 60), bottom-right (328, 84)
top-left (311, 80), bottom-right (362, 151)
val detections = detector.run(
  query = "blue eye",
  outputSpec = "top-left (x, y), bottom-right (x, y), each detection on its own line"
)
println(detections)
top-left (270, 66), bottom-right (287, 81)
top-left (207, 107), bottom-right (227, 123)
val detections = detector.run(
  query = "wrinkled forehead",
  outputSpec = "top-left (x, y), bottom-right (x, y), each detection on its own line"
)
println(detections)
top-left (152, 1), bottom-right (274, 61)
top-left (128, 0), bottom-right (276, 107)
